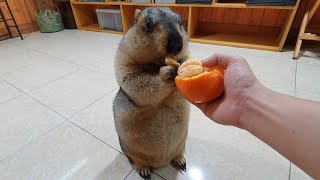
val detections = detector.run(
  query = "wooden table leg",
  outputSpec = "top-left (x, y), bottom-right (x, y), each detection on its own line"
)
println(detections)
top-left (293, 12), bottom-right (309, 59)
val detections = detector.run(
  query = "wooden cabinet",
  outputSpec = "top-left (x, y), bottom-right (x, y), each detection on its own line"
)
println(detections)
top-left (70, 0), bottom-right (301, 51)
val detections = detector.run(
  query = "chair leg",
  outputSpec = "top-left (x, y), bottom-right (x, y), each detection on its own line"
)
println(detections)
top-left (293, 12), bottom-right (309, 59)
top-left (293, 38), bottom-right (302, 59)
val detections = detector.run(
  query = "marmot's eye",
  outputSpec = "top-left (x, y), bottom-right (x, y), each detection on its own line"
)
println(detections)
top-left (144, 20), bottom-right (152, 32)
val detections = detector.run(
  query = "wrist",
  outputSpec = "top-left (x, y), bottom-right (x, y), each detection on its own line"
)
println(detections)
top-left (238, 81), bottom-right (269, 131)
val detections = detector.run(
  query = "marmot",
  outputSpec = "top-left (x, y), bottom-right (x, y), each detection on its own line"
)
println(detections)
top-left (113, 7), bottom-right (190, 180)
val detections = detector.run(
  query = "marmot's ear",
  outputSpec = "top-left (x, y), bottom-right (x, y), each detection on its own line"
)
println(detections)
top-left (135, 9), bottom-right (141, 22)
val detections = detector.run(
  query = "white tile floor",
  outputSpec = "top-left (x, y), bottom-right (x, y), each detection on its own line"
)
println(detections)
top-left (0, 30), bottom-right (319, 180)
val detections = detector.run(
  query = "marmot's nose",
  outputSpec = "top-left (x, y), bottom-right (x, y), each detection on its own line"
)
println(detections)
top-left (167, 30), bottom-right (183, 56)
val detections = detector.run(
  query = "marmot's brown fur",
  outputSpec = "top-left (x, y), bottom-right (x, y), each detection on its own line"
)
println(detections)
top-left (113, 7), bottom-right (190, 180)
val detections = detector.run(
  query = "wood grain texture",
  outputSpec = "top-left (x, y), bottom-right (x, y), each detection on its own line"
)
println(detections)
top-left (276, 10), bottom-right (289, 27)
top-left (292, 0), bottom-right (320, 29)
top-left (249, 9), bottom-right (265, 25)
top-left (236, 8), bottom-right (252, 24)
top-left (287, 0), bottom-right (320, 44)
top-left (0, 0), bottom-right (39, 36)
top-left (261, 9), bottom-right (280, 27)
top-left (223, 8), bottom-right (238, 23)
top-left (212, 7), bottom-right (225, 23)
top-left (200, 8), bottom-right (211, 22)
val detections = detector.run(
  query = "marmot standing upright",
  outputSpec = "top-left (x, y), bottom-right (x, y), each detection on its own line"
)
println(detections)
top-left (113, 7), bottom-right (190, 179)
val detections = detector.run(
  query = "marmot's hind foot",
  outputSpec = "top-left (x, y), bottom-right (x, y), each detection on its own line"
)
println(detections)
top-left (171, 156), bottom-right (187, 172)
top-left (138, 168), bottom-right (152, 180)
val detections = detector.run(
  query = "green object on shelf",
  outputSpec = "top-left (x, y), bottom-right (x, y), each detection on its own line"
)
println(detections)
top-left (36, 10), bottom-right (65, 33)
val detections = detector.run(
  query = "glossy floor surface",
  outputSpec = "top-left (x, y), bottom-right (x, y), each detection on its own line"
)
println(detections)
top-left (0, 30), bottom-right (319, 180)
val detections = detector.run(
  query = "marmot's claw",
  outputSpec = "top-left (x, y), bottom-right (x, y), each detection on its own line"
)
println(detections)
top-left (160, 66), bottom-right (177, 86)
top-left (171, 156), bottom-right (187, 172)
top-left (139, 168), bottom-right (152, 180)
top-left (178, 59), bottom-right (184, 65)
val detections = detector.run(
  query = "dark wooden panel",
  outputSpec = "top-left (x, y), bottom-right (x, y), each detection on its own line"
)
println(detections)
top-left (261, 9), bottom-right (281, 27)
top-left (0, 0), bottom-right (39, 34)
top-left (223, 8), bottom-right (239, 24)
top-left (201, 8), bottom-right (213, 22)
top-left (250, 9), bottom-right (265, 25)
top-left (276, 10), bottom-right (289, 27)
top-left (212, 7), bottom-right (225, 23)
top-left (236, 8), bottom-right (252, 24)
top-left (199, 22), bottom-right (281, 37)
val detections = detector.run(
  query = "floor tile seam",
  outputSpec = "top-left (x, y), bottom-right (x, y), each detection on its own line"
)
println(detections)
top-left (0, 94), bottom-right (24, 105)
top-left (298, 55), bottom-right (320, 60)
top-left (0, 64), bottom-right (82, 92)
top-left (0, 33), bottom-right (31, 46)
top-left (23, 65), bottom-right (115, 94)
top-left (294, 59), bottom-right (298, 97)
top-left (1, 78), bottom-right (69, 120)
top-left (80, 65), bottom-right (116, 79)
top-left (7, 47), bottom-right (116, 81)
top-left (295, 88), bottom-right (320, 96)
top-left (0, 120), bottom-right (66, 162)
top-left (234, 51), bottom-right (295, 60)
top-left (123, 169), bottom-right (134, 180)
top-left (24, 47), bottom-right (89, 68)
top-left (0, 64), bottom-right (34, 77)
top-left (23, 69), bottom-right (83, 93)
top-left (0, 48), bottom-right (83, 78)
top-left (259, 79), bottom-right (296, 89)
top-left (67, 88), bottom-right (118, 120)
top-left (123, 166), bottom-right (166, 180)
top-left (288, 162), bottom-right (292, 180)
top-left (0, 77), bottom-right (25, 105)
top-left (67, 120), bottom-right (124, 155)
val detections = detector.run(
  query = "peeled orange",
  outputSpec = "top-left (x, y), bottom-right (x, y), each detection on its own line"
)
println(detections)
top-left (174, 59), bottom-right (224, 103)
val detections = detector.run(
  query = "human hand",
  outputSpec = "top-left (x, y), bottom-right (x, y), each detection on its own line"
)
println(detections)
top-left (193, 53), bottom-right (262, 128)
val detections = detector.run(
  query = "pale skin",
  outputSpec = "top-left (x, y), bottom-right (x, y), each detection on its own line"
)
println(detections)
top-left (193, 53), bottom-right (320, 179)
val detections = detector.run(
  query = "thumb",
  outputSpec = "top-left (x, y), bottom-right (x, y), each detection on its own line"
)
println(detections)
top-left (201, 52), bottom-right (238, 70)
top-left (192, 102), bottom-right (209, 112)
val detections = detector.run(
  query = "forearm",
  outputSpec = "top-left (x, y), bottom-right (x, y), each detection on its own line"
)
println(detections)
top-left (241, 85), bottom-right (320, 179)
top-left (120, 73), bottom-right (172, 106)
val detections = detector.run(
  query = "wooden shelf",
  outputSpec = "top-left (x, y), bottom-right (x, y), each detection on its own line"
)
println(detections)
top-left (213, 3), bottom-right (295, 9)
top-left (71, 1), bottom-right (294, 9)
top-left (72, 1), bottom-right (108, 5)
top-left (79, 24), bottom-right (124, 34)
top-left (71, 0), bottom-right (302, 51)
top-left (190, 33), bottom-right (279, 51)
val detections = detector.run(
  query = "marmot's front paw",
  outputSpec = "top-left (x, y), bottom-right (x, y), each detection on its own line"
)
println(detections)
top-left (160, 65), bottom-right (177, 86)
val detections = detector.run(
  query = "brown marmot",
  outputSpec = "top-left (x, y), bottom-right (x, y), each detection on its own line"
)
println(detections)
top-left (113, 7), bottom-right (190, 180)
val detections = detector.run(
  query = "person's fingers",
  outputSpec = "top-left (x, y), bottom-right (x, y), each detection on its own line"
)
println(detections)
top-left (192, 102), bottom-right (209, 112)
top-left (201, 53), bottom-right (242, 70)
top-left (192, 96), bottom-right (225, 122)
top-left (201, 54), bottom-right (219, 68)
top-left (202, 98), bottom-right (224, 121)
top-left (201, 53), bottom-right (233, 69)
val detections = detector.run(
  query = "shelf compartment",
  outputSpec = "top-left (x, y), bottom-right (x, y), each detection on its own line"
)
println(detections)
top-left (190, 33), bottom-right (279, 50)
top-left (71, 3), bottom-right (124, 34)
top-left (72, 1), bottom-right (108, 5)
top-left (71, 0), bottom-right (300, 51)
top-left (212, 3), bottom-right (294, 9)
top-left (71, 1), bottom-right (294, 9)
top-left (79, 23), bottom-right (124, 34)
top-left (121, 5), bottom-right (189, 31)
top-left (188, 6), bottom-right (291, 51)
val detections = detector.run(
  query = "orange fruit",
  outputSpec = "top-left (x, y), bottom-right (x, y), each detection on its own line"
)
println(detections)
top-left (175, 60), bottom-right (224, 103)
